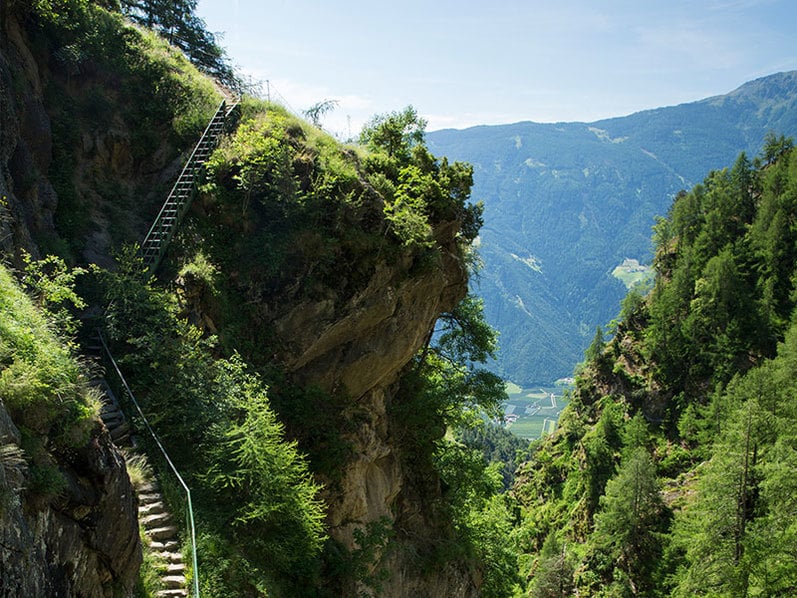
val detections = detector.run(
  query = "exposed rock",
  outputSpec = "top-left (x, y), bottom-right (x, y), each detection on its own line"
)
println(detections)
top-left (0, 401), bottom-right (141, 597)
top-left (269, 220), bottom-right (475, 596)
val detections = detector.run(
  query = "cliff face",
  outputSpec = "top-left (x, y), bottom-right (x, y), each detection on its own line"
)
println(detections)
top-left (0, 10), bottom-right (142, 595)
top-left (0, 6), bottom-right (216, 267)
top-left (273, 225), bottom-right (476, 596)
top-left (0, 401), bottom-right (141, 597)
top-left (0, 8), bottom-right (54, 257)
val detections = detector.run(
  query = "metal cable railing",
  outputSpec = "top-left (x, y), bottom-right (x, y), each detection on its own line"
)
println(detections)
top-left (96, 330), bottom-right (200, 597)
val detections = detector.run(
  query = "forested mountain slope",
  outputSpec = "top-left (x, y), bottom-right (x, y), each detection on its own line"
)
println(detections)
top-left (428, 71), bottom-right (797, 384)
top-left (511, 137), bottom-right (797, 596)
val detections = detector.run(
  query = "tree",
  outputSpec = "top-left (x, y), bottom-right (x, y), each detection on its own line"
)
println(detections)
top-left (584, 325), bottom-right (605, 364)
top-left (359, 106), bottom-right (427, 162)
top-left (621, 412), bottom-right (650, 461)
top-left (760, 132), bottom-right (794, 166)
top-left (585, 448), bottom-right (666, 595)
top-left (530, 532), bottom-right (575, 598)
top-left (204, 361), bottom-right (326, 588)
top-left (676, 400), bottom-right (771, 596)
top-left (303, 99), bottom-right (338, 128)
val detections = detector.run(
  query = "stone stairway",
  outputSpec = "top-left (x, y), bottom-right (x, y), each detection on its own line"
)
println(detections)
top-left (82, 92), bottom-right (239, 597)
top-left (93, 378), bottom-right (189, 597)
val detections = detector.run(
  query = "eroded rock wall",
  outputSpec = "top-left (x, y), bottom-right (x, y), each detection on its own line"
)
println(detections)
top-left (0, 400), bottom-right (141, 597)
top-left (270, 225), bottom-right (478, 596)
top-left (0, 11), bottom-right (142, 595)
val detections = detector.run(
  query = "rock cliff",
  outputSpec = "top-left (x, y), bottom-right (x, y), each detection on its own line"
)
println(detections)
top-left (273, 229), bottom-right (476, 596)
top-left (1, 9), bottom-right (142, 595)
top-left (0, 401), bottom-right (141, 597)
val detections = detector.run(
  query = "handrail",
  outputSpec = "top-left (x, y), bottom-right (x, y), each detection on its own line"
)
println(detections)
top-left (96, 330), bottom-right (200, 598)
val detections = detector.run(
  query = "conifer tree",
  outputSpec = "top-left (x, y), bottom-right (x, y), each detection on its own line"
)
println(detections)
top-left (585, 448), bottom-right (666, 595)
top-left (676, 400), bottom-right (770, 596)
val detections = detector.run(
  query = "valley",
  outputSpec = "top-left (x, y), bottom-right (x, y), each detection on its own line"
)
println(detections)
top-left (428, 71), bottom-right (797, 384)
top-left (2, 2), bottom-right (797, 596)
top-left (502, 382), bottom-right (571, 439)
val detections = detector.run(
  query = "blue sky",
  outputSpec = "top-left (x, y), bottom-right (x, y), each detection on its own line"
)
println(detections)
top-left (196, 0), bottom-right (797, 137)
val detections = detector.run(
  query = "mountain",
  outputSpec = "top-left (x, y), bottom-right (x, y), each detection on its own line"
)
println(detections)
top-left (511, 138), bottom-right (797, 596)
top-left (427, 71), bottom-right (797, 385)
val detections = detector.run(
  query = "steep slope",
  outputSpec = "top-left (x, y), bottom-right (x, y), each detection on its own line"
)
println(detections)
top-left (0, 0), bottom-right (220, 267)
top-left (511, 141), bottom-right (797, 596)
top-left (2, 3), bottom-right (500, 596)
top-left (0, 262), bottom-right (140, 596)
top-left (427, 71), bottom-right (797, 384)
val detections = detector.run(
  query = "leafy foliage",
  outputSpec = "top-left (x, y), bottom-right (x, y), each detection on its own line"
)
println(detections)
top-left (0, 261), bottom-right (99, 502)
top-left (455, 421), bottom-right (530, 490)
top-left (510, 139), bottom-right (797, 596)
top-left (101, 256), bottom-right (326, 596)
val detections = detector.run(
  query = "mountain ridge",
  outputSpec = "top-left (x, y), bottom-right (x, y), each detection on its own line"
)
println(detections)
top-left (428, 70), bottom-right (797, 385)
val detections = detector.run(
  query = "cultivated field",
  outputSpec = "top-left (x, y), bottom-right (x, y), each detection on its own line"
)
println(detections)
top-left (502, 382), bottom-right (570, 439)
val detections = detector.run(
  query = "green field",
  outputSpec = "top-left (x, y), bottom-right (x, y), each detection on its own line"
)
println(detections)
top-left (502, 383), bottom-right (571, 440)
top-left (612, 258), bottom-right (654, 290)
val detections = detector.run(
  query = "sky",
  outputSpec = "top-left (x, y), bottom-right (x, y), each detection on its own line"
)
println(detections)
top-left (196, 0), bottom-right (797, 138)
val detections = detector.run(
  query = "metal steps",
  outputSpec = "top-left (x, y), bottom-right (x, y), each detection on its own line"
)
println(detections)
top-left (140, 98), bottom-right (239, 273)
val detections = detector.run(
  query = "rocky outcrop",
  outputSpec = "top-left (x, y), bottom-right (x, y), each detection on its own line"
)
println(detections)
top-left (2, 3), bottom-right (481, 594)
top-left (0, 9), bottom-right (189, 267)
top-left (0, 11), bottom-right (46, 258)
top-left (0, 400), bottom-right (141, 597)
top-left (270, 224), bottom-right (477, 596)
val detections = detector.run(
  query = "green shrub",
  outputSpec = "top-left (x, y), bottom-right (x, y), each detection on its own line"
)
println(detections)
top-left (102, 262), bottom-right (327, 595)
top-left (0, 263), bottom-right (95, 438)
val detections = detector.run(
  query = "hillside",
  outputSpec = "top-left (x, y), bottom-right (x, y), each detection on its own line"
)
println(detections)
top-left (427, 71), bottom-right (797, 384)
top-left (509, 138), bottom-right (797, 595)
top-left (5, 2), bottom-right (797, 596)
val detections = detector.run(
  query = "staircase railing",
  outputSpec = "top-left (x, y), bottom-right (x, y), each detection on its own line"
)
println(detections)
top-left (97, 330), bottom-right (201, 598)
top-left (140, 99), bottom-right (238, 273)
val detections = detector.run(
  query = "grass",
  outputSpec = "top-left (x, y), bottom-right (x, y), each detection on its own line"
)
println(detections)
top-left (124, 452), bottom-right (154, 492)
top-left (0, 262), bottom-right (101, 501)
top-left (612, 258), bottom-right (654, 290)
top-left (135, 526), bottom-right (167, 597)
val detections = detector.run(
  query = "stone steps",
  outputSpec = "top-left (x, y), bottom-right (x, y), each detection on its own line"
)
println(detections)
top-left (140, 500), bottom-right (166, 516)
top-left (91, 378), bottom-right (191, 596)
top-left (154, 550), bottom-right (185, 563)
top-left (141, 511), bottom-right (173, 528)
top-left (162, 575), bottom-right (187, 589)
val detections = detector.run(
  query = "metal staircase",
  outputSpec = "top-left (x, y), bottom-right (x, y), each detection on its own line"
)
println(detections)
top-left (140, 99), bottom-right (238, 272)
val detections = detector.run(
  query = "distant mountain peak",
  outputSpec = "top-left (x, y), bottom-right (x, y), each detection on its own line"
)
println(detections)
top-left (709, 70), bottom-right (797, 110)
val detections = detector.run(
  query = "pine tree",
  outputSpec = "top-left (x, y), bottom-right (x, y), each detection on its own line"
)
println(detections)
top-left (530, 532), bottom-right (575, 598)
top-left (586, 448), bottom-right (666, 595)
top-left (676, 400), bottom-right (771, 596)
